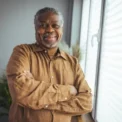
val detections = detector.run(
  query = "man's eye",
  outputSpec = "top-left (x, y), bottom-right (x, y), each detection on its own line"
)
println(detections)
top-left (38, 23), bottom-right (47, 28)
top-left (52, 24), bottom-right (60, 29)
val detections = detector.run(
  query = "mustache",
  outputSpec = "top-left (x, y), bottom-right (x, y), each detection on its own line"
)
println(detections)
top-left (43, 32), bottom-right (55, 38)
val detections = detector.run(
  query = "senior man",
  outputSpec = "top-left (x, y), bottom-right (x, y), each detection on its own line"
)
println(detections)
top-left (6, 7), bottom-right (92, 122)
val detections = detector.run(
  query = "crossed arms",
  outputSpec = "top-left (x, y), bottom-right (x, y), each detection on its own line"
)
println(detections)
top-left (6, 45), bottom-right (92, 116)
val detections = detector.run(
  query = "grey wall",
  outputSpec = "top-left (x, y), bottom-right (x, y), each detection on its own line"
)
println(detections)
top-left (70, 0), bottom-right (83, 46)
top-left (0, 0), bottom-right (73, 74)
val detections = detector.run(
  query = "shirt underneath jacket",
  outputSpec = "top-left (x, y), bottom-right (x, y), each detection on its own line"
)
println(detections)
top-left (6, 43), bottom-right (92, 122)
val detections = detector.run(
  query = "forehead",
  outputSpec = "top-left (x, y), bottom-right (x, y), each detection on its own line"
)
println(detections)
top-left (37, 12), bottom-right (61, 22)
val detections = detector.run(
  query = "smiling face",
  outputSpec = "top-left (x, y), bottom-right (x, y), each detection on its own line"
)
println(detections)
top-left (35, 12), bottom-right (63, 48)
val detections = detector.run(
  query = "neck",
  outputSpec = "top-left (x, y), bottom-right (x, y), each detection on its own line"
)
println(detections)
top-left (37, 42), bottom-right (58, 58)
top-left (47, 46), bottom-right (58, 58)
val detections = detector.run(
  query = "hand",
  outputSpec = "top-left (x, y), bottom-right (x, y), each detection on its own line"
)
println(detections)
top-left (21, 70), bottom-right (33, 79)
top-left (69, 85), bottom-right (77, 95)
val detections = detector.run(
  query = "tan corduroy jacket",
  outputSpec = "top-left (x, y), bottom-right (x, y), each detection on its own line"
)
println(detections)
top-left (6, 43), bottom-right (92, 122)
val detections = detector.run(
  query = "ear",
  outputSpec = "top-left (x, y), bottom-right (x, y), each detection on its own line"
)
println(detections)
top-left (37, 29), bottom-right (40, 33)
top-left (61, 27), bottom-right (63, 35)
top-left (35, 31), bottom-right (40, 42)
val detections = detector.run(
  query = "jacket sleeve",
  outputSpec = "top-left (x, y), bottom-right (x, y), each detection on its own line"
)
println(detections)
top-left (6, 45), bottom-right (71, 110)
top-left (45, 60), bottom-right (92, 116)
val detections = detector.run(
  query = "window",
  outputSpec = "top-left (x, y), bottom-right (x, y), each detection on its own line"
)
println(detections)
top-left (95, 0), bottom-right (122, 122)
top-left (80, 0), bottom-right (102, 118)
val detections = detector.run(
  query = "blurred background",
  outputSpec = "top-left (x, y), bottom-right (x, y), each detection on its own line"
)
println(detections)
top-left (0, 0), bottom-right (122, 122)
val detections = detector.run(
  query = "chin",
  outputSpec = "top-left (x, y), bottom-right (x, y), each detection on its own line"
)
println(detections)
top-left (42, 40), bottom-right (58, 48)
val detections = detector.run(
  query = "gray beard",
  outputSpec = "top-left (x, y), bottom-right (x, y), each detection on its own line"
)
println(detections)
top-left (41, 40), bottom-right (58, 48)
top-left (36, 32), bottom-right (61, 48)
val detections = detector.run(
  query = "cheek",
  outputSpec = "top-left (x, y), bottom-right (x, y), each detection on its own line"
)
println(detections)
top-left (37, 29), bottom-right (45, 35)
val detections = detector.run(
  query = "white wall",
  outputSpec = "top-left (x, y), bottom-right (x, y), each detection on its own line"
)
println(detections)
top-left (0, 0), bottom-right (72, 74)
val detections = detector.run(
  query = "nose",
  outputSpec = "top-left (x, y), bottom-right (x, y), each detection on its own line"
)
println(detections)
top-left (45, 24), bottom-right (54, 33)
